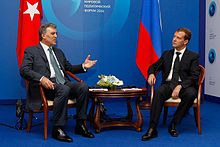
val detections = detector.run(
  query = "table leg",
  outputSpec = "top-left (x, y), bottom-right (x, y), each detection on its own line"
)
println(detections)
top-left (135, 96), bottom-right (143, 131)
top-left (94, 98), bottom-right (101, 133)
top-left (89, 99), bottom-right (95, 126)
top-left (126, 98), bottom-right (133, 121)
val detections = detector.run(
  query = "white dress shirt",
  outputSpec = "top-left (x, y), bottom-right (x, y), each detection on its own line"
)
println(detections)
top-left (166, 47), bottom-right (186, 81)
top-left (40, 42), bottom-right (64, 79)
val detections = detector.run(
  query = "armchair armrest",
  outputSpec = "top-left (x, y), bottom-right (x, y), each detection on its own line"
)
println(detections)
top-left (66, 71), bottom-right (83, 83)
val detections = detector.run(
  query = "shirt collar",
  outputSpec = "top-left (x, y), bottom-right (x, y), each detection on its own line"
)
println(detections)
top-left (174, 47), bottom-right (186, 55)
top-left (40, 42), bottom-right (52, 52)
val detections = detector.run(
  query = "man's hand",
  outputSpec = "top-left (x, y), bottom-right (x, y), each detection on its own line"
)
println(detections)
top-left (171, 85), bottom-right (182, 99)
top-left (40, 77), bottom-right (55, 90)
top-left (83, 55), bottom-right (97, 69)
top-left (148, 74), bottom-right (156, 86)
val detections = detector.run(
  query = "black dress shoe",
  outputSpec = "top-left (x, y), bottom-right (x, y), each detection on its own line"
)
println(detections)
top-left (168, 123), bottom-right (179, 137)
top-left (52, 128), bottom-right (73, 142)
top-left (75, 124), bottom-right (95, 138)
top-left (141, 128), bottom-right (158, 141)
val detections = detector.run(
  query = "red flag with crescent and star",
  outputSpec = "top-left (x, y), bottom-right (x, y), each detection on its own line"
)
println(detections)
top-left (16, 0), bottom-right (43, 67)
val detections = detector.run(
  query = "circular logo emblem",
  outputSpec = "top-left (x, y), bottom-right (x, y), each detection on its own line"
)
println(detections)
top-left (208, 48), bottom-right (216, 64)
top-left (209, 1), bottom-right (216, 17)
top-left (42, 0), bottom-right (130, 40)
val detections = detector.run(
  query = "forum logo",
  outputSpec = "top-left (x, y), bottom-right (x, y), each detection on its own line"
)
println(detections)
top-left (208, 48), bottom-right (216, 64)
top-left (42, 0), bottom-right (130, 40)
top-left (209, 1), bottom-right (217, 17)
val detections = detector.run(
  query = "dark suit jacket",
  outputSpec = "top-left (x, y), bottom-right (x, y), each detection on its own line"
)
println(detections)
top-left (20, 44), bottom-right (85, 110)
top-left (148, 48), bottom-right (200, 89)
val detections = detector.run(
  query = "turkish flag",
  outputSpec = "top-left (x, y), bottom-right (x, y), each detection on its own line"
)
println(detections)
top-left (16, 0), bottom-right (42, 67)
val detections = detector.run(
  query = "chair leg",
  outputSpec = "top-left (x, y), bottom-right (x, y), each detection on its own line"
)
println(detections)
top-left (193, 107), bottom-right (198, 127)
top-left (163, 106), bottom-right (168, 125)
top-left (196, 107), bottom-right (202, 134)
top-left (44, 110), bottom-right (49, 140)
top-left (193, 107), bottom-right (202, 134)
top-left (26, 111), bottom-right (33, 132)
top-left (197, 111), bottom-right (202, 134)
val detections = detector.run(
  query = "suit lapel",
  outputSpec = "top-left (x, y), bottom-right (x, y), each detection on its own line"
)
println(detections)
top-left (167, 49), bottom-right (174, 71)
top-left (180, 49), bottom-right (189, 66)
top-left (37, 44), bottom-right (50, 70)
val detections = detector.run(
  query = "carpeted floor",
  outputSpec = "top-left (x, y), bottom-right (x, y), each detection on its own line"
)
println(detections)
top-left (0, 100), bottom-right (220, 147)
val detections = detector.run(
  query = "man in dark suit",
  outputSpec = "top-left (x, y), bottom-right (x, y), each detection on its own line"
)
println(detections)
top-left (20, 23), bottom-right (97, 142)
top-left (141, 28), bottom-right (200, 141)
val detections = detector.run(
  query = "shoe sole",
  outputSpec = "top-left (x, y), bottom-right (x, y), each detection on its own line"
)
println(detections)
top-left (141, 134), bottom-right (158, 141)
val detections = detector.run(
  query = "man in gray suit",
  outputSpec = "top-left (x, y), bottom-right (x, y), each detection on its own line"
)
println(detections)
top-left (20, 23), bottom-right (97, 142)
top-left (141, 28), bottom-right (200, 141)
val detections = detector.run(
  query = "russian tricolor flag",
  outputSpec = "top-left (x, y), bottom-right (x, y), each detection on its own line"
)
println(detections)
top-left (136, 0), bottom-right (162, 79)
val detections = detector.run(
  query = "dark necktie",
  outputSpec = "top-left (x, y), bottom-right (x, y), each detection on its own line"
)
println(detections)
top-left (170, 52), bottom-right (181, 89)
top-left (48, 48), bottom-right (65, 84)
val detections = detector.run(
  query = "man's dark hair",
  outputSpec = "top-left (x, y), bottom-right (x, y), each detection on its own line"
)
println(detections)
top-left (176, 28), bottom-right (192, 42)
top-left (39, 23), bottom-right (57, 41)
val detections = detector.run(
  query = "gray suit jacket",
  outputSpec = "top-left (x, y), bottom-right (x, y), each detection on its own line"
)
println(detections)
top-left (148, 48), bottom-right (200, 89)
top-left (20, 44), bottom-right (85, 110)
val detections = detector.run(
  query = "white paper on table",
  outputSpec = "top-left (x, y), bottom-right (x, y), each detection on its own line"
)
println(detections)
top-left (121, 88), bottom-right (143, 91)
top-left (89, 88), bottom-right (108, 91)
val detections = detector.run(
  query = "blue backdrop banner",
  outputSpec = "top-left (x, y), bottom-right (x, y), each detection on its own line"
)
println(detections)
top-left (41, 0), bottom-right (143, 87)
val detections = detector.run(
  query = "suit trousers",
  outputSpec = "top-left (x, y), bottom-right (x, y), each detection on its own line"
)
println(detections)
top-left (44, 80), bottom-right (89, 127)
top-left (149, 82), bottom-right (197, 129)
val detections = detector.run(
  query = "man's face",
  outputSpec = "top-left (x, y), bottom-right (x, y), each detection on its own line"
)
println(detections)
top-left (41, 27), bottom-right (57, 46)
top-left (172, 31), bottom-right (188, 51)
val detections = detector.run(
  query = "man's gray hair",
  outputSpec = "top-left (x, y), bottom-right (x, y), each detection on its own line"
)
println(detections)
top-left (39, 23), bottom-right (57, 41)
